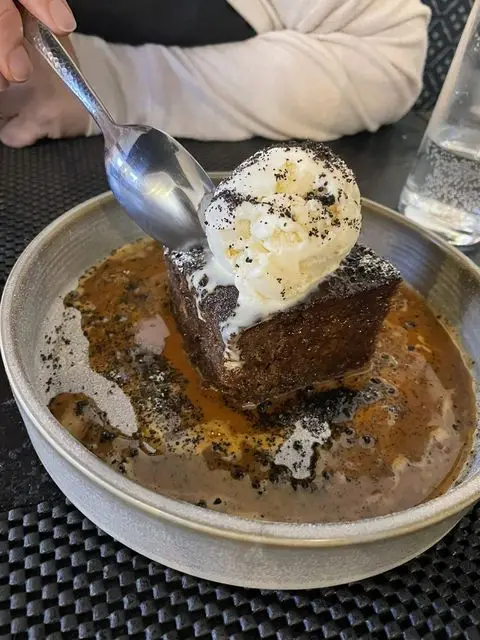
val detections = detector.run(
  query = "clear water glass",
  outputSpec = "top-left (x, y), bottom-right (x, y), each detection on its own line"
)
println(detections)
top-left (399, 0), bottom-right (480, 247)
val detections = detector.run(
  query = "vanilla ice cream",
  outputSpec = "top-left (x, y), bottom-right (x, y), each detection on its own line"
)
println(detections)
top-left (183, 142), bottom-right (362, 360)
top-left (204, 142), bottom-right (361, 305)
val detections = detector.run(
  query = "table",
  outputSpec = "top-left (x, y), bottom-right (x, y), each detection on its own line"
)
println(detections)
top-left (1, 111), bottom-right (480, 639)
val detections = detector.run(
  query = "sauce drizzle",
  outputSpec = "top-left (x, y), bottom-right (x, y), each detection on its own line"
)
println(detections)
top-left (47, 239), bottom-right (476, 523)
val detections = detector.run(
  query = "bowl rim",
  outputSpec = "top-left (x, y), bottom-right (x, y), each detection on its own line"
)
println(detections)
top-left (2, 188), bottom-right (480, 547)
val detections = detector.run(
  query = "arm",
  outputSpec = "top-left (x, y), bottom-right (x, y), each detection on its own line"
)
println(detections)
top-left (72, 0), bottom-right (430, 141)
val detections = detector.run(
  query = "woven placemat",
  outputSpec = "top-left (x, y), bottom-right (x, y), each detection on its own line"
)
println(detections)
top-left (1, 137), bottom-right (480, 639)
top-left (1, 501), bottom-right (480, 639)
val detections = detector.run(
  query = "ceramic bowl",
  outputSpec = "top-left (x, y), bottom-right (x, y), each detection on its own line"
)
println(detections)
top-left (2, 182), bottom-right (480, 589)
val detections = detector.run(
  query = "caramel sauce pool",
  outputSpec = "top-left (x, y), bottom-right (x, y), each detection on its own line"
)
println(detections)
top-left (48, 239), bottom-right (476, 523)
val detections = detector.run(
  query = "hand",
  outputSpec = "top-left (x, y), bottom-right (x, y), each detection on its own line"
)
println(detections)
top-left (0, 0), bottom-right (76, 85)
top-left (0, 38), bottom-right (90, 147)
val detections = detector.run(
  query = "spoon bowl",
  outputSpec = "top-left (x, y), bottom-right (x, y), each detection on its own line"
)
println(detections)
top-left (104, 124), bottom-right (213, 249)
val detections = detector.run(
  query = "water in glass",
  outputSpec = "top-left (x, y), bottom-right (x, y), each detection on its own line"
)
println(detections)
top-left (399, 1), bottom-right (480, 247)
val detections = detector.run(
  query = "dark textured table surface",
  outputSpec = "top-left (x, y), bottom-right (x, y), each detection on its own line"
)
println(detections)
top-left (0, 111), bottom-right (431, 512)
top-left (4, 112), bottom-right (480, 640)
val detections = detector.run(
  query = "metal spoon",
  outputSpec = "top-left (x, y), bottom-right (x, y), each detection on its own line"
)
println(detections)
top-left (21, 8), bottom-right (213, 251)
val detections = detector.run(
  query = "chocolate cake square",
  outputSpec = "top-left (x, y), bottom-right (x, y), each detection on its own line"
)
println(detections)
top-left (165, 244), bottom-right (401, 407)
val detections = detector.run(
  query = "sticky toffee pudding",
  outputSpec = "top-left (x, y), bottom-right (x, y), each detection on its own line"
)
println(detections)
top-left (46, 238), bottom-right (476, 523)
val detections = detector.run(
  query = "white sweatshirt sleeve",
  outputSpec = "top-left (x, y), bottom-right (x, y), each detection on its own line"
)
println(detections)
top-left (71, 0), bottom-right (430, 141)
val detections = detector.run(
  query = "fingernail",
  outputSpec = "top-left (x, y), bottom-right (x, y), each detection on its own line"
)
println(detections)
top-left (7, 46), bottom-right (33, 82)
top-left (48, 0), bottom-right (77, 32)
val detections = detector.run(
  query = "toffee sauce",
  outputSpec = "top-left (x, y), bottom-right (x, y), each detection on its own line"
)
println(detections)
top-left (48, 239), bottom-right (476, 523)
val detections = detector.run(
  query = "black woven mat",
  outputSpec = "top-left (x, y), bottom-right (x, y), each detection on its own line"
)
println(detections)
top-left (2, 135), bottom-right (480, 639)
top-left (1, 500), bottom-right (480, 640)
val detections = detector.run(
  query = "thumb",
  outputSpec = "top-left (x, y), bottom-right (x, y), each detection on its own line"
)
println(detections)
top-left (0, 113), bottom-right (43, 147)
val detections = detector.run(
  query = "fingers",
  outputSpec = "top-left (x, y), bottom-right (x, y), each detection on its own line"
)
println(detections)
top-left (0, 73), bottom-right (8, 92)
top-left (0, 0), bottom-right (76, 83)
top-left (19, 0), bottom-right (76, 33)
top-left (0, 1), bottom-right (32, 82)
top-left (0, 112), bottom-right (41, 147)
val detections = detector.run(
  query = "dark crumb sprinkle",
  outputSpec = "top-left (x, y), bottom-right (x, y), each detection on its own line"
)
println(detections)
top-left (74, 399), bottom-right (89, 416)
top-left (100, 430), bottom-right (116, 443)
top-left (319, 193), bottom-right (336, 207)
top-left (206, 141), bottom-right (357, 231)
top-left (231, 467), bottom-right (245, 480)
top-left (407, 345), bottom-right (415, 352)
top-left (241, 140), bottom-right (354, 177)
top-left (274, 169), bottom-right (288, 180)
top-left (213, 498), bottom-right (222, 505)
top-left (196, 500), bottom-right (207, 508)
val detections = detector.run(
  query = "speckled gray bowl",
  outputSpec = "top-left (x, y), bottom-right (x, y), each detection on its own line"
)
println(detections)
top-left (2, 181), bottom-right (480, 589)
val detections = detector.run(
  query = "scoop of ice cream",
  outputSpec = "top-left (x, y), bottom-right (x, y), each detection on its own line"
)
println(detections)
top-left (204, 142), bottom-right (361, 304)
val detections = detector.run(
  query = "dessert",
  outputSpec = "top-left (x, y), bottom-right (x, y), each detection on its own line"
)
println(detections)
top-left (40, 143), bottom-right (476, 524)
top-left (166, 142), bottom-right (401, 406)
top-left (46, 238), bottom-right (476, 523)
top-left (167, 245), bottom-right (401, 407)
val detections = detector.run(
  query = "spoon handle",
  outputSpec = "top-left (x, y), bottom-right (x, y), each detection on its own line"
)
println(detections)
top-left (20, 8), bottom-right (117, 142)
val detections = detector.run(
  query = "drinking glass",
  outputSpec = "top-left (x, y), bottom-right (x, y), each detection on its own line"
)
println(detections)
top-left (399, 0), bottom-right (480, 246)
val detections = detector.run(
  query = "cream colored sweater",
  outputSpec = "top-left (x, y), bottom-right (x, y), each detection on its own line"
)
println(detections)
top-left (71, 0), bottom-right (430, 141)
